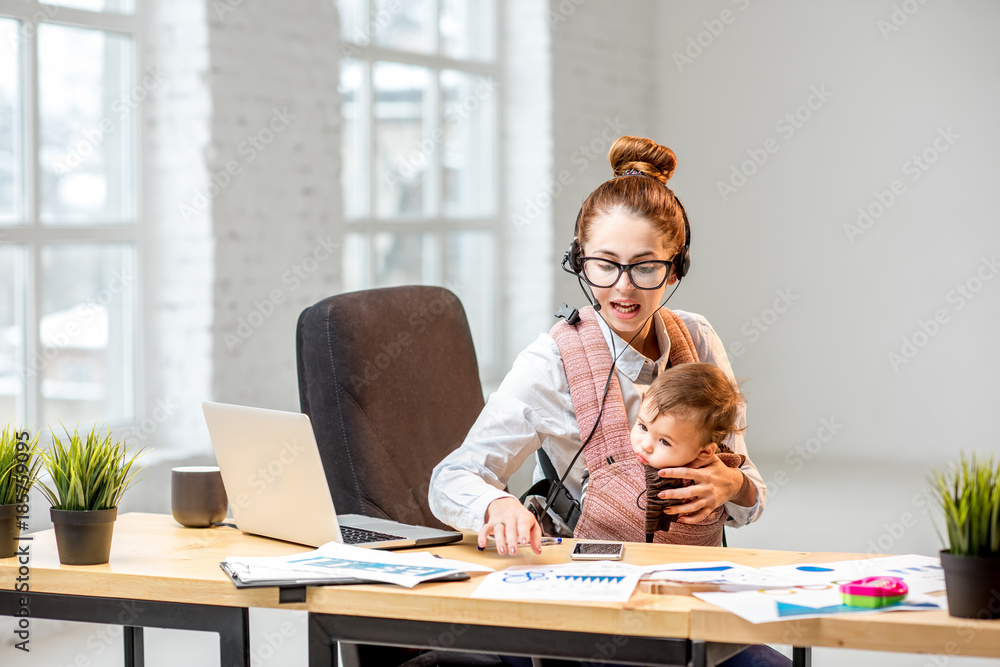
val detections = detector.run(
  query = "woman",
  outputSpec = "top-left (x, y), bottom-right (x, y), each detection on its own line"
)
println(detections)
top-left (429, 135), bottom-right (765, 556)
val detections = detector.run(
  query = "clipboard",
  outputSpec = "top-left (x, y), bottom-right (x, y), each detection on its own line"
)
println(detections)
top-left (218, 562), bottom-right (470, 603)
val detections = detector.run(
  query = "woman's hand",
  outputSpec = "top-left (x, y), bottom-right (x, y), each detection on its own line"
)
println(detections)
top-left (655, 455), bottom-right (754, 524)
top-left (478, 496), bottom-right (542, 555)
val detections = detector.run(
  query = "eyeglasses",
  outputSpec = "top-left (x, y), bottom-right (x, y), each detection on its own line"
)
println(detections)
top-left (579, 257), bottom-right (673, 290)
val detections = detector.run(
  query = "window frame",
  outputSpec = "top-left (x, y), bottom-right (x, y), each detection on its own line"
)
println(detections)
top-left (0, 0), bottom-right (145, 430)
top-left (338, 0), bottom-right (505, 384)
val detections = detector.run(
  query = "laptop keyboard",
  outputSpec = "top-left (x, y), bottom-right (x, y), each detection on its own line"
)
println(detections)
top-left (340, 525), bottom-right (407, 545)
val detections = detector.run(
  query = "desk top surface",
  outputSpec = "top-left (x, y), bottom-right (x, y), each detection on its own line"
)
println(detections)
top-left (1, 513), bottom-right (997, 657)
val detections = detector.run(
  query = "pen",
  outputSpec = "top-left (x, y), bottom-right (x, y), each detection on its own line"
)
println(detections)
top-left (479, 537), bottom-right (562, 550)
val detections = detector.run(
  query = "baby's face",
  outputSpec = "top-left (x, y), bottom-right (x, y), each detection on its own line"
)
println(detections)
top-left (630, 401), bottom-right (707, 470)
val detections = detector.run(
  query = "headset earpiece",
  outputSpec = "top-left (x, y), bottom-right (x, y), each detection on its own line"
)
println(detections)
top-left (673, 198), bottom-right (692, 280)
top-left (561, 235), bottom-right (584, 276)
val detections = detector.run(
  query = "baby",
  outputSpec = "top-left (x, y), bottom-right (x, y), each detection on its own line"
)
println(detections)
top-left (630, 362), bottom-right (746, 542)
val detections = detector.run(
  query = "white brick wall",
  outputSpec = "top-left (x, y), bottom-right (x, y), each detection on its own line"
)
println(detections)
top-left (142, 0), bottom-right (214, 455)
top-left (548, 0), bottom-right (658, 312)
top-left (206, 0), bottom-right (342, 412)
top-left (503, 0), bottom-right (554, 365)
top-left (141, 0), bottom-right (341, 459)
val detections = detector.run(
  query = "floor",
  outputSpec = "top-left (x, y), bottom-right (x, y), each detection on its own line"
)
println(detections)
top-left (3, 457), bottom-right (998, 667)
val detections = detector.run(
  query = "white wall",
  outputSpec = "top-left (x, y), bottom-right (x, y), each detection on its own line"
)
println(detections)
top-left (651, 0), bottom-right (1000, 468)
top-left (548, 0), bottom-right (660, 315)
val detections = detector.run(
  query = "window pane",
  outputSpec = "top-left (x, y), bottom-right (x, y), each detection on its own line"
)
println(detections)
top-left (337, 0), bottom-right (368, 44)
top-left (39, 24), bottom-right (134, 225)
top-left (0, 245), bottom-right (25, 424)
top-left (373, 62), bottom-right (432, 218)
top-left (42, 0), bottom-right (135, 15)
top-left (440, 0), bottom-right (495, 61)
top-left (373, 232), bottom-right (436, 287)
top-left (40, 243), bottom-right (135, 427)
top-left (341, 59), bottom-right (368, 219)
top-left (0, 19), bottom-right (20, 225)
top-left (373, 0), bottom-right (434, 54)
top-left (442, 70), bottom-right (495, 218)
top-left (445, 231), bottom-right (494, 368)
top-left (343, 233), bottom-right (369, 292)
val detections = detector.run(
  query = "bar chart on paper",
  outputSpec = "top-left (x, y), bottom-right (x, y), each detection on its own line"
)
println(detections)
top-left (471, 562), bottom-right (646, 602)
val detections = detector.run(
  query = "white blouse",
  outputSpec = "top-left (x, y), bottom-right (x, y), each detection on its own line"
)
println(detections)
top-left (428, 309), bottom-right (766, 533)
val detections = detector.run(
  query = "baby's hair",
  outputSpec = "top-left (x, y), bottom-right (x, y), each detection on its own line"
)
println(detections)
top-left (643, 362), bottom-right (746, 446)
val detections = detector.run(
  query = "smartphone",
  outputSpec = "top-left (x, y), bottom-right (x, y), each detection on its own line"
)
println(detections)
top-left (570, 541), bottom-right (624, 560)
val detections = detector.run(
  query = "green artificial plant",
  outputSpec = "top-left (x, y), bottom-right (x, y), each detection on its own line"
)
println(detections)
top-left (0, 425), bottom-right (42, 506)
top-left (931, 453), bottom-right (1000, 557)
top-left (38, 425), bottom-right (146, 512)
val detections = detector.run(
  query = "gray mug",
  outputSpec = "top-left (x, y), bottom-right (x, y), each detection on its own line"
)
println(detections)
top-left (171, 466), bottom-right (228, 527)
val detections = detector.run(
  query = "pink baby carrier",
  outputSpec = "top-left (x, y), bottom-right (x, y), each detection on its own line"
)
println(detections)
top-left (550, 306), bottom-right (733, 547)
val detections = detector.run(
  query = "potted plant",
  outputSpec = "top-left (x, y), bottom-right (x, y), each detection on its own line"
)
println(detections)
top-left (37, 425), bottom-right (146, 565)
top-left (931, 453), bottom-right (1000, 619)
top-left (0, 426), bottom-right (42, 558)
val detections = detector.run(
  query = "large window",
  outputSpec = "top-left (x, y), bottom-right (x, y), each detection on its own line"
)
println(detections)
top-left (0, 2), bottom-right (141, 428)
top-left (337, 0), bottom-right (501, 378)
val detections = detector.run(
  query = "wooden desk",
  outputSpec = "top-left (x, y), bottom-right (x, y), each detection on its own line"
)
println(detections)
top-left (1, 513), bottom-right (998, 667)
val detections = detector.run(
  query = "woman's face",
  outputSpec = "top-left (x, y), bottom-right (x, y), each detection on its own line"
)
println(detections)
top-left (580, 210), bottom-right (676, 343)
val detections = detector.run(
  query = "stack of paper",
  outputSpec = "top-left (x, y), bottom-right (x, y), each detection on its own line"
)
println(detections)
top-left (223, 541), bottom-right (493, 588)
top-left (691, 554), bottom-right (947, 623)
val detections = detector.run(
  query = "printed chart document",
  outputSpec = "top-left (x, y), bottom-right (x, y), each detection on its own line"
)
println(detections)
top-left (223, 542), bottom-right (493, 588)
top-left (642, 561), bottom-right (800, 591)
top-left (472, 562), bottom-right (646, 602)
top-left (693, 554), bottom-right (947, 624)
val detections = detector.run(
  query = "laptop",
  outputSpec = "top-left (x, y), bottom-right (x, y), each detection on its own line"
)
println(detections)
top-left (202, 401), bottom-right (463, 549)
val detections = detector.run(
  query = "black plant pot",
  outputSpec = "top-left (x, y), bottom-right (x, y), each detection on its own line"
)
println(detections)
top-left (940, 550), bottom-right (1000, 619)
top-left (0, 504), bottom-right (19, 559)
top-left (51, 507), bottom-right (118, 565)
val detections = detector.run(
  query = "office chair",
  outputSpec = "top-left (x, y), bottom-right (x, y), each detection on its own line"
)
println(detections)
top-left (296, 286), bottom-right (497, 667)
top-left (296, 285), bottom-right (485, 529)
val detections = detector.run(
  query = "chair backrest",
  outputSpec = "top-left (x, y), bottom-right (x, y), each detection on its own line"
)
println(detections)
top-left (295, 286), bottom-right (485, 530)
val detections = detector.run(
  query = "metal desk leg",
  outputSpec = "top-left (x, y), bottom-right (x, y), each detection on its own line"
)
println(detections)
top-left (793, 646), bottom-right (812, 667)
top-left (124, 626), bottom-right (144, 667)
top-left (0, 592), bottom-right (249, 667)
top-left (219, 608), bottom-right (251, 667)
top-left (309, 613), bottom-right (335, 667)
top-left (688, 640), bottom-right (707, 667)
